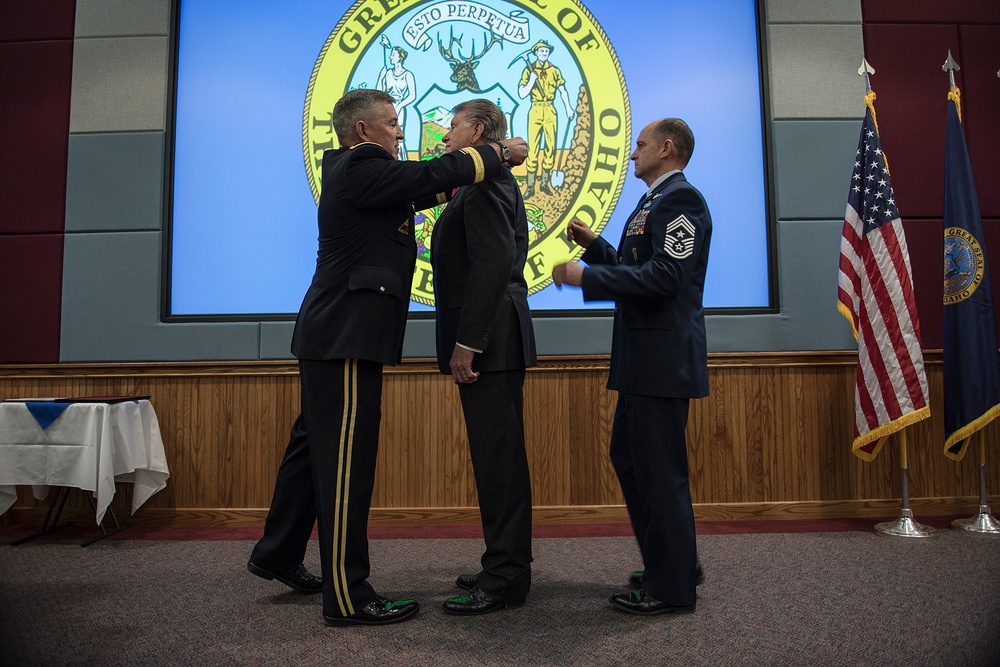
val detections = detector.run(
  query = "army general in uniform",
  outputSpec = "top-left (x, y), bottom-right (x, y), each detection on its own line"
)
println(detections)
top-left (247, 89), bottom-right (527, 627)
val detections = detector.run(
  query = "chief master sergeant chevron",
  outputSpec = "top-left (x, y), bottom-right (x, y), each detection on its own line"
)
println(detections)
top-left (247, 89), bottom-right (528, 627)
top-left (551, 117), bottom-right (711, 616)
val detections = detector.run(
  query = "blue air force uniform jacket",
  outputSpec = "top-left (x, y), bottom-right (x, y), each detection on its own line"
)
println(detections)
top-left (291, 142), bottom-right (504, 365)
top-left (580, 172), bottom-right (712, 398)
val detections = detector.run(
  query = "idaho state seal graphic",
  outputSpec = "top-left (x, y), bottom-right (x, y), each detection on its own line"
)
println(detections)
top-left (303, 0), bottom-right (629, 305)
top-left (944, 226), bottom-right (985, 305)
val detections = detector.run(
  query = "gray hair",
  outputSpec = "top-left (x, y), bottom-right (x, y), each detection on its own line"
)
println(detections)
top-left (651, 118), bottom-right (695, 166)
top-left (332, 89), bottom-right (395, 144)
top-left (452, 99), bottom-right (507, 143)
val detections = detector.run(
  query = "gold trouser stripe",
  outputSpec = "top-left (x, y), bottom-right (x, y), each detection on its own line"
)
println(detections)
top-left (330, 359), bottom-right (358, 617)
top-left (460, 146), bottom-right (486, 183)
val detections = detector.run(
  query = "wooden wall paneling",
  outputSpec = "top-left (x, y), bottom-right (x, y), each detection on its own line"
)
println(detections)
top-left (224, 375), bottom-right (279, 508)
top-left (561, 368), bottom-right (621, 508)
top-left (817, 365), bottom-right (872, 502)
top-left (792, 365), bottom-right (851, 502)
top-left (375, 371), bottom-right (475, 509)
top-left (524, 369), bottom-right (571, 507)
top-left (178, 377), bottom-right (219, 509)
top-left (690, 368), bottom-right (754, 504)
top-left (763, 366), bottom-right (797, 502)
top-left (744, 367), bottom-right (773, 502)
top-left (2, 356), bottom-right (999, 527)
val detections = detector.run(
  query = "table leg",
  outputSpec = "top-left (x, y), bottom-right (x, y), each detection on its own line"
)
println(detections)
top-left (81, 493), bottom-right (133, 547)
top-left (10, 487), bottom-right (72, 546)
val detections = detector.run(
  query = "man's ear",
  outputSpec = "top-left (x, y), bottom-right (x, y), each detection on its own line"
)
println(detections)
top-left (660, 138), bottom-right (674, 159)
top-left (355, 120), bottom-right (369, 141)
top-left (472, 122), bottom-right (485, 144)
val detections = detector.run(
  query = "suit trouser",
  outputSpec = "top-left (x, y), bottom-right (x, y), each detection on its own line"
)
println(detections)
top-left (458, 368), bottom-right (533, 600)
top-left (252, 358), bottom-right (384, 618)
top-left (250, 414), bottom-right (316, 573)
top-left (609, 393), bottom-right (698, 606)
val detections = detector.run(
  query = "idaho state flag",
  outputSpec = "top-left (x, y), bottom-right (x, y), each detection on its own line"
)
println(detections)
top-left (942, 94), bottom-right (1000, 461)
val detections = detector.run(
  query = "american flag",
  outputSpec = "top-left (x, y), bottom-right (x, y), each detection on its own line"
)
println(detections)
top-left (837, 102), bottom-right (930, 461)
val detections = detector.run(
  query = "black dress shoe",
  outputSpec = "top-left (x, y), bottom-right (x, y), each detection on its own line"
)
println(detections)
top-left (629, 564), bottom-right (706, 588)
top-left (247, 560), bottom-right (322, 594)
top-left (442, 587), bottom-right (525, 615)
top-left (455, 572), bottom-right (480, 590)
top-left (323, 596), bottom-right (419, 626)
top-left (610, 588), bottom-right (696, 616)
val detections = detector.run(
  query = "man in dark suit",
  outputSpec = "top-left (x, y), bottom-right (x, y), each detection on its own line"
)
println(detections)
top-left (430, 99), bottom-right (537, 615)
top-left (552, 117), bottom-right (711, 616)
top-left (247, 89), bottom-right (527, 627)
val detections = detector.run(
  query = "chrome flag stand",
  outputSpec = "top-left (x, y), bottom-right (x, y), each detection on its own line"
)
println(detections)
top-left (875, 430), bottom-right (939, 538)
top-left (940, 52), bottom-right (1000, 536)
top-left (952, 436), bottom-right (1000, 535)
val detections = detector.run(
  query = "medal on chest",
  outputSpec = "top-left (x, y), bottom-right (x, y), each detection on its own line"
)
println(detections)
top-left (625, 207), bottom-right (650, 236)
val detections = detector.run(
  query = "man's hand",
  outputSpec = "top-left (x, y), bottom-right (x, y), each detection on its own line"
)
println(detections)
top-left (552, 261), bottom-right (584, 288)
top-left (450, 345), bottom-right (480, 384)
top-left (567, 218), bottom-right (596, 249)
top-left (503, 137), bottom-right (529, 167)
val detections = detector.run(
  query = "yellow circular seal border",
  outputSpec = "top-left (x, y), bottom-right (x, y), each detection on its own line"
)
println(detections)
top-left (943, 226), bottom-right (985, 305)
top-left (303, 0), bottom-right (630, 306)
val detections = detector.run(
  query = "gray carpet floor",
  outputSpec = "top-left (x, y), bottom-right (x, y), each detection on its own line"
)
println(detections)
top-left (1, 530), bottom-right (998, 666)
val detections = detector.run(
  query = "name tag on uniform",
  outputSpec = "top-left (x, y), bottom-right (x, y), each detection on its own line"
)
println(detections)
top-left (625, 208), bottom-right (649, 236)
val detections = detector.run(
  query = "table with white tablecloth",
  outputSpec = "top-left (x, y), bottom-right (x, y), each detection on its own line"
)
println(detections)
top-left (0, 399), bottom-right (170, 524)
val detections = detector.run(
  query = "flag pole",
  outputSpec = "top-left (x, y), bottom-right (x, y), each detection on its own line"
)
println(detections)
top-left (951, 434), bottom-right (1000, 535)
top-left (940, 50), bottom-right (1000, 535)
top-left (875, 428), bottom-right (939, 538)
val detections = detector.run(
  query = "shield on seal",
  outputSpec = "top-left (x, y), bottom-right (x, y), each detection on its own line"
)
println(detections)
top-left (414, 82), bottom-right (519, 160)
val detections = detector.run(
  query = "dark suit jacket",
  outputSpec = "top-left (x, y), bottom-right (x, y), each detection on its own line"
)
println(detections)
top-left (291, 142), bottom-right (504, 366)
top-left (581, 172), bottom-right (712, 398)
top-left (431, 168), bottom-right (537, 373)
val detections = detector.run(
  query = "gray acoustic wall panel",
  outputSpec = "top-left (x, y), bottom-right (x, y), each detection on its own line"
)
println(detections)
top-left (260, 321), bottom-right (295, 360)
top-left (709, 219), bottom-right (857, 352)
top-left (65, 132), bottom-right (165, 232)
top-left (401, 319), bottom-right (439, 359)
top-left (262, 316), bottom-right (620, 360)
top-left (772, 120), bottom-right (861, 221)
top-left (773, 219), bottom-right (856, 350)
top-left (766, 0), bottom-right (861, 24)
top-left (61, 231), bottom-right (260, 361)
top-left (533, 316), bottom-right (614, 356)
top-left (74, 0), bottom-right (171, 38)
top-left (767, 24), bottom-right (865, 119)
top-left (69, 36), bottom-right (168, 133)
